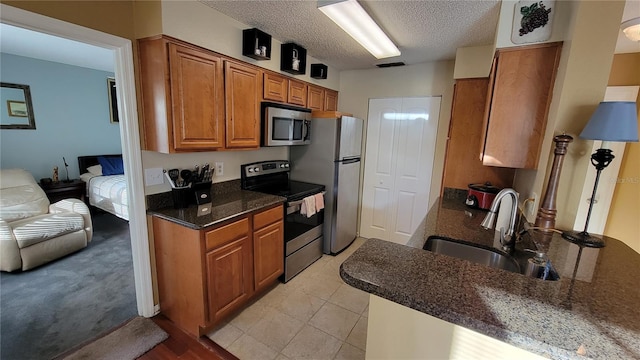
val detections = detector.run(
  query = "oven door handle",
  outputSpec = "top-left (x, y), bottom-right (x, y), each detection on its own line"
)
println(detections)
top-left (286, 191), bottom-right (325, 215)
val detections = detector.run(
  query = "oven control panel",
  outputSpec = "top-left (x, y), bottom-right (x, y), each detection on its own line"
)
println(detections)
top-left (242, 160), bottom-right (290, 178)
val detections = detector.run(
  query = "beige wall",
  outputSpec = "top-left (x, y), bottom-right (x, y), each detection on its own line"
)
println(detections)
top-left (338, 61), bottom-right (455, 208)
top-left (453, 45), bottom-right (494, 79)
top-left (512, 1), bottom-right (625, 230)
top-left (604, 53), bottom-right (640, 252)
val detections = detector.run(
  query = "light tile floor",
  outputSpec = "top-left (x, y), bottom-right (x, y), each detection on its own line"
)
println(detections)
top-left (208, 237), bottom-right (369, 360)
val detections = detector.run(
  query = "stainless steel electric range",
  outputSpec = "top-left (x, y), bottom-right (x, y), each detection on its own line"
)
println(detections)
top-left (241, 160), bottom-right (325, 282)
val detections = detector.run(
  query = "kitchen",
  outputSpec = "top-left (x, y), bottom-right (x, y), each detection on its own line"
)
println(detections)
top-left (1, 0), bottom-right (638, 359)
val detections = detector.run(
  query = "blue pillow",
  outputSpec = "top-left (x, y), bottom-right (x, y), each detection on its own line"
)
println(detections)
top-left (97, 156), bottom-right (124, 175)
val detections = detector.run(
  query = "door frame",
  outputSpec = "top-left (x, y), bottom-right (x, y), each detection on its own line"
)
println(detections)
top-left (0, 4), bottom-right (155, 317)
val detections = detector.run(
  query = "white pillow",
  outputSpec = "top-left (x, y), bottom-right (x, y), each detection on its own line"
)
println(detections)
top-left (87, 164), bottom-right (103, 176)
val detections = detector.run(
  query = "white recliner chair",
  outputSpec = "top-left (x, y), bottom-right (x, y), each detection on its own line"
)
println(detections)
top-left (0, 169), bottom-right (92, 272)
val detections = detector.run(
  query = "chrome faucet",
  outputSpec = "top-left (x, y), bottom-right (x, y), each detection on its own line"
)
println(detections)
top-left (481, 188), bottom-right (519, 250)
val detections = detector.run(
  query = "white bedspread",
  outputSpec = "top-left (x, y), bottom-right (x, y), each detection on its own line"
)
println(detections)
top-left (80, 173), bottom-right (129, 221)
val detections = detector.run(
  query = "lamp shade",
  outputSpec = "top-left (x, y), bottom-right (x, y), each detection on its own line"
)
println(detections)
top-left (579, 101), bottom-right (639, 142)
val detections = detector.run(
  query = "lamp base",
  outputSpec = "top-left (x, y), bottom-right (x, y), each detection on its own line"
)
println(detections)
top-left (561, 230), bottom-right (605, 248)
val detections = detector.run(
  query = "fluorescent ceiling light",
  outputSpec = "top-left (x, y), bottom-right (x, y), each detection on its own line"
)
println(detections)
top-left (621, 17), bottom-right (640, 42)
top-left (318, 0), bottom-right (401, 59)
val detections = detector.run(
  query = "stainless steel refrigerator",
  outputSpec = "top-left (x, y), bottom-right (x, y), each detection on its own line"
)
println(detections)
top-left (289, 115), bottom-right (363, 254)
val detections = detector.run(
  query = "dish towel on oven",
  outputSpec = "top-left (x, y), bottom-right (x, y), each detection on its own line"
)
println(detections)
top-left (314, 192), bottom-right (324, 211)
top-left (300, 195), bottom-right (316, 218)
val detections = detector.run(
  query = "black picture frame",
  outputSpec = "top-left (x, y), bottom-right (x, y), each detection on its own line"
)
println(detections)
top-left (107, 77), bottom-right (119, 123)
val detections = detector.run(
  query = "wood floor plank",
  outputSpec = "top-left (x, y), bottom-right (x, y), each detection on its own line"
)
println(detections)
top-left (142, 315), bottom-right (238, 360)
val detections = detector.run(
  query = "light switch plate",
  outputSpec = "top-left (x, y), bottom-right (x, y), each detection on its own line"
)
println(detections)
top-left (144, 167), bottom-right (164, 186)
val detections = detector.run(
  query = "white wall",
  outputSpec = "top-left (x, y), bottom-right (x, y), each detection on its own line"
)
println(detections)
top-left (338, 61), bottom-right (455, 208)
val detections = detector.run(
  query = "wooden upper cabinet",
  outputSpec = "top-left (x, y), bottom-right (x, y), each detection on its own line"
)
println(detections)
top-left (481, 42), bottom-right (562, 169)
top-left (139, 36), bottom-right (225, 153)
top-left (169, 43), bottom-right (225, 151)
top-left (443, 79), bottom-right (516, 190)
top-left (225, 61), bottom-right (262, 148)
top-left (288, 79), bottom-right (307, 107)
top-left (324, 89), bottom-right (338, 111)
top-left (307, 85), bottom-right (325, 111)
top-left (263, 72), bottom-right (288, 103)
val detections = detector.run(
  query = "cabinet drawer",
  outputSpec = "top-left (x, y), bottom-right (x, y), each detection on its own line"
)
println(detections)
top-left (253, 205), bottom-right (283, 230)
top-left (206, 217), bottom-right (249, 251)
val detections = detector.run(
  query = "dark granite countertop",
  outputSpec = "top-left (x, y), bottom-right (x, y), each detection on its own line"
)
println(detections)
top-left (146, 180), bottom-right (285, 230)
top-left (341, 189), bottom-right (640, 359)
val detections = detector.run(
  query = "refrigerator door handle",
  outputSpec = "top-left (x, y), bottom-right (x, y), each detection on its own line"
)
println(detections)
top-left (339, 157), bottom-right (361, 164)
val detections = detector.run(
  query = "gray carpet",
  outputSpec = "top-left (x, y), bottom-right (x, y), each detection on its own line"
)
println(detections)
top-left (62, 317), bottom-right (167, 360)
top-left (0, 213), bottom-right (137, 360)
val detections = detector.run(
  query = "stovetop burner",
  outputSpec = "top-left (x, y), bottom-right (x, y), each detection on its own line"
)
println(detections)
top-left (241, 160), bottom-right (324, 201)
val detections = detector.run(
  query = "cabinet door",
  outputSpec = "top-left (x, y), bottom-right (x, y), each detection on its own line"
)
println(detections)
top-left (225, 61), bottom-right (262, 148)
top-left (288, 79), bottom-right (307, 107)
top-left (263, 72), bottom-right (288, 103)
top-left (253, 221), bottom-right (284, 292)
top-left (324, 90), bottom-right (338, 111)
top-left (307, 85), bottom-right (325, 111)
top-left (206, 236), bottom-right (253, 323)
top-left (481, 43), bottom-right (562, 169)
top-left (169, 43), bottom-right (225, 151)
top-left (442, 79), bottom-right (516, 190)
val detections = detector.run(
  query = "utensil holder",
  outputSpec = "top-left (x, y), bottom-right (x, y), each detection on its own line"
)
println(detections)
top-left (172, 187), bottom-right (194, 209)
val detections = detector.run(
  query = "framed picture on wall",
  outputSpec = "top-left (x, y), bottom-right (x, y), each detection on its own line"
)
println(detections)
top-left (107, 77), bottom-right (119, 123)
top-left (511, 0), bottom-right (555, 44)
top-left (7, 100), bottom-right (28, 117)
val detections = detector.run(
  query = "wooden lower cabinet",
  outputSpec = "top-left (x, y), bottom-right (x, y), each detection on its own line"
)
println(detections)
top-left (152, 204), bottom-right (284, 336)
top-left (254, 220), bottom-right (284, 291)
top-left (206, 235), bottom-right (253, 323)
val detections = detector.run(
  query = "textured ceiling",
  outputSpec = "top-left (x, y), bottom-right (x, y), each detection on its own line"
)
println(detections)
top-left (2, 1), bottom-right (636, 73)
top-left (199, 0), bottom-right (502, 70)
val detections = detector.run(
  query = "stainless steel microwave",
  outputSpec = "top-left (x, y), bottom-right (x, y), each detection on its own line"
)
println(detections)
top-left (262, 102), bottom-right (312, 146)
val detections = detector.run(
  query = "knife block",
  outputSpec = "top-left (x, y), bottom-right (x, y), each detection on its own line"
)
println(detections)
top-left (192, 181), bottom-right (212, 205)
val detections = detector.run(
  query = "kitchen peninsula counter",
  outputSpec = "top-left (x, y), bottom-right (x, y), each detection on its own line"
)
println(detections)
top-left (147, 180), bottom-right (285, 230)
top-left (340, 190), bottom-right (640, 359)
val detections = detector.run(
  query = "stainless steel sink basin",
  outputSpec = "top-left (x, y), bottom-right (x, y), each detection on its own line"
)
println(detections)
top-left (423, 236), bottom-right (520, 273)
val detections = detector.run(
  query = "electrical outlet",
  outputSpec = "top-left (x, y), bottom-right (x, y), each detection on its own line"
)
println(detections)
top-left (215, 162), bottom-right (223, 176)
top-left (144, 167), bottom-right (164, 186)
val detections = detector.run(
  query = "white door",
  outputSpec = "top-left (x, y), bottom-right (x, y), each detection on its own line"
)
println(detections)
top-left (572, 86), bottom-right (639, 234)
top-left (360, 97), bottom-right (441, 244)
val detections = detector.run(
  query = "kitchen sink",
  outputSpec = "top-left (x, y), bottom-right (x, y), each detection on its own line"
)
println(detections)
top-left (423, 236), bottom-right (559, 281)
top-left (423, 236), bottom-right (520, 273)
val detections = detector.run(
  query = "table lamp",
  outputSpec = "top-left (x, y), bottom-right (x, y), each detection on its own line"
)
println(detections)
top-left (562, 101), bottom-right (639, 248)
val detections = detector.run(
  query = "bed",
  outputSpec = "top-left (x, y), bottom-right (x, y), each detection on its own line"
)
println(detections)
top-left (78, 154), bottom-right (129, 221)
